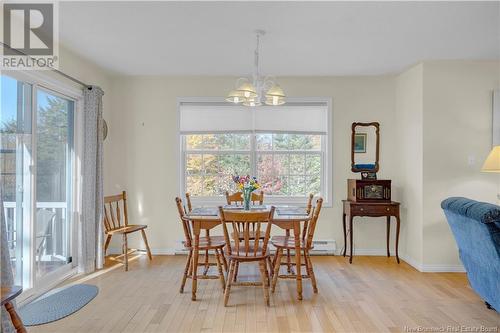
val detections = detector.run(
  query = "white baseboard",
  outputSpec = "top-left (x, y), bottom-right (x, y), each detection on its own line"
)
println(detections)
top-left (399, 253), bottom-right (465, 273)
top-left (108, 247), bottom-right (465, 273)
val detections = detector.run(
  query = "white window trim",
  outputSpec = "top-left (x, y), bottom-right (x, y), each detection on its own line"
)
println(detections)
top-left (177, 97), bottom-right (333, 207)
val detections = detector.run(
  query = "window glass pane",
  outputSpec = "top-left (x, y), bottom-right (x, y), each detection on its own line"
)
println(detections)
top-left (256, 134), bottom-right (272, 150)
top-left (233, 134), bottom-right (250, 150)
top-left (186, 175), bottom-right (202, 195)
top-left (273, 154), bottom-right (289, 175)
top-left (186, 154), bottom-right (202, 175)
top-left (274, 176), bottom-right (288, 195)
top-left (305, 155), bottom-right (321, 175)
top-left (203, 134), bottom-right (217, 150)
top-left (203, 175), bottom-right (217, 195)
top-left (289, 154), bottom-right (305, 175)
top-left (273, 134), bottom-right (288, 150)
top-left (289, 176), bottom-right (305, 196)
top-left (186, 135), bottom-right (203, 150)
top-left (215, 133), bottom-right (234, 150)
top-left (203, 154), bottom-right (218, 174)
top-left (35, 88), bottom-right (74, 279)
top-left (1, 75), bottom-right (32, 288)
top-left (306, 175), bottom-right (321, 195)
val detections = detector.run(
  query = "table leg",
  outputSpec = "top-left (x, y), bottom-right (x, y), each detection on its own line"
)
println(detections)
top-left (293, 222), bottom-right (302, 300)
top-left (4, 302), bottom-right (27, 333)
top-left (386, 216), bottom-right (391, 257)
top-left (192, 222), bottom-right (200, 301)
top-left (342, 213), bottom-right (347, 257)
top-left (395, 215), bottom-right (400, 264)
top-left (349, 215), bottom-right (354, 264)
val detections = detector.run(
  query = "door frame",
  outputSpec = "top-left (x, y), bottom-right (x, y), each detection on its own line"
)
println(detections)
top-left (2, 70), bottom-right (84, 303)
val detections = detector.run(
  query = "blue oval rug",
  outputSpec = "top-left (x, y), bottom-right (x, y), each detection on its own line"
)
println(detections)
top-left (19, 284), bottom-right (98, 326)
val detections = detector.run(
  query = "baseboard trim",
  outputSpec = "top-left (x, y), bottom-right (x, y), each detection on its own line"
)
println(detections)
top-left (108, 247), bottom-right (465, 273)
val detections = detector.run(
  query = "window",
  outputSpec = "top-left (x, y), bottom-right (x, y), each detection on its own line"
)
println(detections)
top-left (179, 100), bottom-right (331, 204)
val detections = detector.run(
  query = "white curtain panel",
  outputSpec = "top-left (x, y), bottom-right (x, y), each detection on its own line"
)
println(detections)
top-left (0, 187), bottom-right (15, 333)
top-left (81, 87), bottom-right (105, 273)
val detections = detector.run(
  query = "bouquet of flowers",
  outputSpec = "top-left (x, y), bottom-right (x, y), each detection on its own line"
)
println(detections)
top-left (232, 175), bottom-right (260, 210)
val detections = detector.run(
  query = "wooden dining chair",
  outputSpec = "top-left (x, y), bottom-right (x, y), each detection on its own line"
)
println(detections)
top-left (280, 193), bottom-right (314, 273)
top-left (224, 190), bottom-right (266, 282)
top-left (219, 206), bottom-right (275, 306)
top-left (176, 197), bottom-right (227, 294)
top-left (185, 192), bottom-right (214, 275)
top-left (225, 191), bottom-right (264, 205)
top-left (271, 197), bottom-right (323, 294)
top-left (103, 191), bottom-right (152, 271)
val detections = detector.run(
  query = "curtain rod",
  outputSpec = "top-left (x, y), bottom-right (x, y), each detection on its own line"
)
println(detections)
top-left (1, 41), bottom-right (92, 90)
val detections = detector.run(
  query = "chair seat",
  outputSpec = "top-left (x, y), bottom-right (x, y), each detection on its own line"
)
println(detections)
top-left (106, 225), bottom-right (147, 235)
top-left (271, 236), bottom-right (311, 250)
top-left (183, 236), bottom-right (226, 250)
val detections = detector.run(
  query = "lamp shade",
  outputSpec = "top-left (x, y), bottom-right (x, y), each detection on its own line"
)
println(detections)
top-left (225, 90), bottom-right (245, 104)
top-left (266, 84), bottom-right (285, 98)
top-left (236, 82), bottom-right (258, 99)
top-left (482, 145), bottom-right (500, 172)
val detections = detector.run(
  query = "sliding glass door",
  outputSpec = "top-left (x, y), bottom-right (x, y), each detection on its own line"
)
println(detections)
top-left (1, 74), bottom-right (77, 293)
top-left (35, 88), bottom-right (75, 280)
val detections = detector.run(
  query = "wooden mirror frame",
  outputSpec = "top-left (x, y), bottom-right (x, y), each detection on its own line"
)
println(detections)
top-left (351, 122), bottom-right (380, 173)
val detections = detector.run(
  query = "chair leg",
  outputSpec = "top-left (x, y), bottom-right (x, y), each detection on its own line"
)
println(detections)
top-left (259, 261), bottom-right (270, 306)
top-left (104, 234), bottom-right (112, 255)
top-left (202, 250), bottom-right (210, 275)
top-left (123, 233), bottom-right (128, 271)
top-left (215, 249), bottom-right (226, 291)
top-left (271, 249), bottom-right (283, 293)
top-left (233, 261), bottom-right (239, 282)
top-left (180, 250), bottom-right (193, 293)
top-left (285, 230), bottom-right (292, 273)
top-left (224, 260), bottom-right (236, 307)
top-left (306, 250), bottom-right (318, 293)
top-left (220, 248), bottom-right (228, 272)
top-left (267, 256), bottom-right (274, 283)
top-left (140, 230), bottom-right (153, 260)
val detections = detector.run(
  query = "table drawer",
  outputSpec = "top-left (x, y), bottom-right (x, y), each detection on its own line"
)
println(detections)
top-left (351, 205), bottom-right (398, 216)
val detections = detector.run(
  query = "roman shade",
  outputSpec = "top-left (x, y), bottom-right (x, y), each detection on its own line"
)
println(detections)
top-left (179, 102), bottom-right (328, 134)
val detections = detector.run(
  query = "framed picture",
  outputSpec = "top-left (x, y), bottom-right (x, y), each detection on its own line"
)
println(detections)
top-left (354, 133), bottom-right (367, 153)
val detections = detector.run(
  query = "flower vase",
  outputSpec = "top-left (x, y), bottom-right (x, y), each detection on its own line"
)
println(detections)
top-left (243, 187), bottom-right (252, 211)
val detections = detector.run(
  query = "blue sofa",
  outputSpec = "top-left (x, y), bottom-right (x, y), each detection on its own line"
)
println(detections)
top-left (441, 197), bottom-right (500, 311)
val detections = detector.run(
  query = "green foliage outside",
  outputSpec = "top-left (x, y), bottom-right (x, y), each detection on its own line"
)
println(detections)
top-left (185, 133), bottom-right (322, 197)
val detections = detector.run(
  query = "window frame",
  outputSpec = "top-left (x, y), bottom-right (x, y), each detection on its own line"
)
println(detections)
top-left (177, 97), bottom-right (333, 207)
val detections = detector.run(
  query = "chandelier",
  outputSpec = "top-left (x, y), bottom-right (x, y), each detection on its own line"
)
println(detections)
top-left (226, 30), bottom-right (286, 107)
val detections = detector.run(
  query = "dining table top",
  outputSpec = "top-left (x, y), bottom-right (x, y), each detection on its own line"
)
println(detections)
top-left (185, 205), bottom-right (311, 222)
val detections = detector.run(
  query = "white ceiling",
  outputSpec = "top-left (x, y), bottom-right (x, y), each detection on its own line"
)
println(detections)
top-left (59, 1), bottom-right (500, 76)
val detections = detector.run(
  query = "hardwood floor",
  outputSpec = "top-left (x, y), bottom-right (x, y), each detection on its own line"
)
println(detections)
top-left (28, 254), bottom-right (499, 333)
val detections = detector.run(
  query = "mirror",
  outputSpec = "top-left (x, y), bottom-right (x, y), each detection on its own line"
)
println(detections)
top-left (351, 122), bottom-right (380, 173)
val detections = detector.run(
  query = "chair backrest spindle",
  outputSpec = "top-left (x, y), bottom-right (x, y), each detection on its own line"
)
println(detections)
top-left (219, 207), bottom-right (274, 258)
top-left (103, 191), bottom-right (129, 233)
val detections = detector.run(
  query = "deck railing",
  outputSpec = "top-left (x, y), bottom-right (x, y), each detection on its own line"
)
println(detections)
top-left (3, 201), bottom-right (69, 259)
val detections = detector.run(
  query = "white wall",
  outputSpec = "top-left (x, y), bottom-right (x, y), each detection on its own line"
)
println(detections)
top-left (395, 63), bottom-right (424, 266)
top-left (105, 76), bottom-right (399, 253)
top-left (422, 61), bottom-right (500, 267)
top-left (394, 60), bottom-right (500, 271)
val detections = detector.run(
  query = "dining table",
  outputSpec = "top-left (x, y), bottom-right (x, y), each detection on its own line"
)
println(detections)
top-left (185, 205), bottom-right (311, 301)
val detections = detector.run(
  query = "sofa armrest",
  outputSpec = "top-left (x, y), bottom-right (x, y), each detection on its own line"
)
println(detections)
top-left (441, 197), bottom-right (500, 224)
